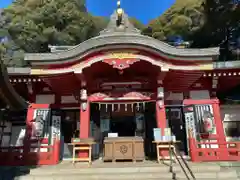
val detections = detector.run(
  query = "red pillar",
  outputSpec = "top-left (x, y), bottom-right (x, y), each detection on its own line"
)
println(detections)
top-left (79, 101), bottom-right (90, 158)
top-left (212, 100), bottom-right (226, 153)
top-left (156, 103), bottom-right (167, 135)
top-left (23, 104), bottom-right (34, 163)
top-left (156, 101), bottom-right (169, 157)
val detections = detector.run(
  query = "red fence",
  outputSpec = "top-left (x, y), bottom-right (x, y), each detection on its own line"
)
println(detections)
top-left (189, 135), bottom-right (240, 162)
top-left (0, 139), bottom-right (60, 166)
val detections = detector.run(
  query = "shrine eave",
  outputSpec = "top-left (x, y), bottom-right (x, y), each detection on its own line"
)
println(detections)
top-left (0, 61), bottom-right (28, 110)
top-left (24, 34), bottom-right (219, 65)
top-left (7, 60), bottom-right (240, 76)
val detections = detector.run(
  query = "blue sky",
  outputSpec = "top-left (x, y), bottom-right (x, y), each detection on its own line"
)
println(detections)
top-left (0, 0), bottom-right (175, 24)
top-left (86, 0), bottom-right (175, 24)
top-left (0, 0), bottom-right (12, 8)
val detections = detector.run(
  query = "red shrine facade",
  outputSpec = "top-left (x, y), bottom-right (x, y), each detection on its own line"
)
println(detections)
top-left (0, 11), bottom-right (240, 166)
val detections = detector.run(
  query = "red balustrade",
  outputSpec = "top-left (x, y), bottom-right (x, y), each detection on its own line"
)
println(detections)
top-left (0, 139), bottom-right (60, 166)
top-left (189, 135), bottom-right (240, 162)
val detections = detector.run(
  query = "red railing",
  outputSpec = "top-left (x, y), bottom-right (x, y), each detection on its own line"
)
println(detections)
top-left (189, 132), bottom-right (240, 162)
top-left (0, 139), bottom-right (60, 166)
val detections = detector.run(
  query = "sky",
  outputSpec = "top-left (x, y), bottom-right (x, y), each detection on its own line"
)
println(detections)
top-left (86, 0), bottom-right (175, 24)
top-left (0, 0), bottom-right (175, 24)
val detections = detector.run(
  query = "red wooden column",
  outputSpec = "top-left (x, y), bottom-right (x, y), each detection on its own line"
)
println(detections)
top-left (79, 89), bottom-right (90, 158)
top-left (156, 86), bottom-right (168, 157)
top-left (79, 101), bottom-right (90, 138)
top-left (212, 99), bottom-right (226, 150)
top-left (23, 104), bottom-right (35, 162)
top-left (156, 103), bottom-right (167, 134)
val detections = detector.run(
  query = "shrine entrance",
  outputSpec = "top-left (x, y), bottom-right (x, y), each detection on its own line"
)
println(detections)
top-left (90, 101), bottom-right (157, 160)
top-left (166, 106), bottom-right (188, 156)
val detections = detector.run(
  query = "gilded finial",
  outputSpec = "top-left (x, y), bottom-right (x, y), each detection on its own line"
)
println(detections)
top-left (116, 0), bottom-right (123, 26)
top-left (117, 0), bottom-right (121, 8)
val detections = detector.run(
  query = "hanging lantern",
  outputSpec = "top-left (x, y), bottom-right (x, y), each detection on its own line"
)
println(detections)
top-left (105, 104), bottom-right (108, 112)
top-left (136, 103), bottom-right (140, 111)
top-left (118, 104), bottom-right (121, 111)
top-left (142, 102), bottom-right (146, 111)
top-left (131, 103), bottom-right (134, 112)
top-left (112, 104), bottom-right (114, 112)
top-left (125, 104), bottom-right (128, 111)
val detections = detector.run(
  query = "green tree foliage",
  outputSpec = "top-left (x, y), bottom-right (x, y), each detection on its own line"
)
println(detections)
top-left (129, 17), bottom-right (146, 30)
top-left (191, 0), bottom-right (240, 47)
top-left (1, 0), bottom-right (102, 53)
top-left (146, 0), bottom-right (204, 41)
top-left (147, 0), bottom-right (239, 48)
top-left (0, 0), bottom-right (146, 67)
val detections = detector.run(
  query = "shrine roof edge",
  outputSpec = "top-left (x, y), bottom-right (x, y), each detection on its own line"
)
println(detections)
top-left (24, 34), bottom-right (219, 64)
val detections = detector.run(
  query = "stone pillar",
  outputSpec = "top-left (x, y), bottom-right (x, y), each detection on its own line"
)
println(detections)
top-left (156, 86), bottom-right (168, 157)
top-left (79, 89), bottom-right (90, 158)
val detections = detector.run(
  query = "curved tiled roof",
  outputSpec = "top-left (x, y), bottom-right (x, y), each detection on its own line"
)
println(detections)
top-left (0, 57), bottom-right (28, 110)
top-left (25, 12), bottom-right (219, 65)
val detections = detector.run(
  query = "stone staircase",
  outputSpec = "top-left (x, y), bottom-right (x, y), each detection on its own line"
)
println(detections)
top-left (7, 161), bottom-right (240, 180)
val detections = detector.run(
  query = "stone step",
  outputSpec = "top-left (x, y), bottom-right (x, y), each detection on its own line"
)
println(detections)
top-left (29, 165), bottom-right (222, 175)
top-left (15, 162), bottom-right (240, 180)
top-left (18, 171), bottom-right (239, 180)
top-left (29, 162), bottom-right (223, 175)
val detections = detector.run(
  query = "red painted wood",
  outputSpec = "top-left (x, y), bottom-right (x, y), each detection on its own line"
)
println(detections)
top-left (156, 103), bottom-right (169, 157)
top-left (23, 104), bottom-right (34, 158)
top-left (212, 102), bottom-right (226, 150)
top-left (189, 138), bottom-right (240, 162)
top-left (79, 101), bottom-right (90, 158)
top-left (0, 139), bottom-right (60, 166)
top-left (185, 99), bottom-right (240, 162)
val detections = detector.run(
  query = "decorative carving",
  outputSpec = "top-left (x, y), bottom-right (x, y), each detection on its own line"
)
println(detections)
top-left (103, 52), bottom-right (140, 70)
top-left (89, 91), bottom-right (155, 101)
top-left (105, 52), bottom-right (137, 59)
top-left (103, 58), bottom-right (140, 70)
top-left (120, 145), bottom-right (128, 154)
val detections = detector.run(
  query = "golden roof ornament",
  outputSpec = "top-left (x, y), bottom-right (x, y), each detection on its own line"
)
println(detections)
top-left (116, 0), bottom-right (123, 27)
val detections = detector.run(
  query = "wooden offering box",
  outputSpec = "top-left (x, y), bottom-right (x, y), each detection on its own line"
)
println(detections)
top-left (103, 137), bottom-right (144, 162)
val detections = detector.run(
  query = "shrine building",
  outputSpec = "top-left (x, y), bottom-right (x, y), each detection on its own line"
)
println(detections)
top-left (0, 2), bottom-right (239, 166)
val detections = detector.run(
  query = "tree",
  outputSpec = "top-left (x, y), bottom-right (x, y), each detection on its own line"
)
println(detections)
top-left (191, 0), bottom-right (240, 48)
top-left (146, 0), bottom-right (204, 41)
top-left (0, 0), bottom-right (102, 53)
top-left (146, 0), bottom-right (239, 50)
top-left (129, 17), bottom-right (146, 31)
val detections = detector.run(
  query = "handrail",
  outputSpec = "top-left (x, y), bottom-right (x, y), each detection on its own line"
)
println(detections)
top-left (174, 147), bottom-right (196, 180)
top-left (169, 143), bottom-right (196, 180)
